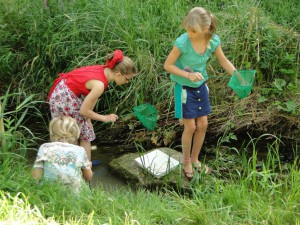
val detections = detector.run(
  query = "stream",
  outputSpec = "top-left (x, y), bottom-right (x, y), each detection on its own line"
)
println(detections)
top-left (89, 147), bottom-right (127, 190)
top-left (27, 137), bottom-right (298, 191)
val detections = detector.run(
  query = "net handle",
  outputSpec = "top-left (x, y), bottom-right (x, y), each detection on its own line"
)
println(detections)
top-left (208, 75), bottom-right (230, 79)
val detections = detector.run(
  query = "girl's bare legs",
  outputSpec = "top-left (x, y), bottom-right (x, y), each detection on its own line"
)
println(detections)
top-left (190, 116), bottom-right (208, 163)
top-left (190, 116), bottom-right (211, 173)
top-left (182, 118), bottom-right (196, 174)
top-left (80, 140), bottom-right (91, 162)
top-left (80, 119), bottom-right (93, 162)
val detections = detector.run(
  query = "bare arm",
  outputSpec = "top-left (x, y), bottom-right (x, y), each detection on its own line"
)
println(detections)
top-left (80, 80), bottom-right (118, 122)
top-left (82, 167), bottom-right (93, 181)
top-left (164, 46), bottom-right (189, 78)
top-left (164, 46), bottom-right (204, 81)
top-left (214, 45), bottom-right (236, 75)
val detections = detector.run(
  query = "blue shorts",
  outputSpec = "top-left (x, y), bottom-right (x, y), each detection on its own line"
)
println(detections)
top-left (174, 82), bottom-right (211, 119)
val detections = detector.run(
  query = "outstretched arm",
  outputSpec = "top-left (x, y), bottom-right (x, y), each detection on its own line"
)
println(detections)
top-left (214, 45), bottom-right (236, 75)
top-left (80, 80), bottom-right (118, 122)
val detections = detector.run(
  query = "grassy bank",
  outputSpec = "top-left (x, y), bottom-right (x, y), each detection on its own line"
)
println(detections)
top-left (1, 134), bottom-right (300, 224)
top-left (1, 0), bottom-right (299, 111)
top-left (0, 0), bottom-right (300, 224)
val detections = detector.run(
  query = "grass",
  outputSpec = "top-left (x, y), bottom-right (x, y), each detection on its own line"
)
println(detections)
top-left (1, 162), bottom-right (300, 224)
top-left (0, 0), bottom-right (300, 224)
top-left (1, 127), bottom-right (300, 224)
top-left (0, 0), bottom-right (299, 111)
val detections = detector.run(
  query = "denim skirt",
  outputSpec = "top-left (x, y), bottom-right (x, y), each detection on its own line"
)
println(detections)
top-left (174, 82), bottom-right (211, 119)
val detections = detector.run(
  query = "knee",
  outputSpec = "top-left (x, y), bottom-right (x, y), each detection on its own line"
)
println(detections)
top-left (184, 124), bottom-right (196, 134)
top-left (196, 120), bottom-right (208, 131)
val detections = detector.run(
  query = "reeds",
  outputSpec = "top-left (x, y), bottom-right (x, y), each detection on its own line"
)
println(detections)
top-left (1, 130), bottom-right (300, 224)
top-left (1, 0), bottom-right (298, 113)
top-left (0, 102), bottom-right (5, 146)
top-left (1, 0), bottom-right (300, 224)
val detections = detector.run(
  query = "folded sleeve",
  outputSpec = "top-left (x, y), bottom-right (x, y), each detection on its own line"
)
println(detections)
top-left (76, 147), bottom-right (90, 170)
top-left (32, 145), bottom-right (47, 169)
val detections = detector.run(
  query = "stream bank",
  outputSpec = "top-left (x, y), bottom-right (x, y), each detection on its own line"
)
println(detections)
top-left (95, 93), bottom-right (300, 155)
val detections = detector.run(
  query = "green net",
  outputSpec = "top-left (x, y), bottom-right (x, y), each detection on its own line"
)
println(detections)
top-left (133, 103), bottom-right (158, 130)
top-left (228, 70), bottom-right (256, 99)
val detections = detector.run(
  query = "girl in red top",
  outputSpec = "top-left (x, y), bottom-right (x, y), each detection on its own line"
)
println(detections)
top-left (48, 50), bottom-right (137, 162)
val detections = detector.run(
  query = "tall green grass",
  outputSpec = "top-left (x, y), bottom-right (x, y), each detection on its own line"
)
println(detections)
top-left (1, 130), bottom-right (300, 224)
top-left (0, 87), bottom-right (48, 150)
top-left (0, 0), bottom-right (298, 114)
top-left (1, 145), bottom-right (300, 224)
top-left (1, 1), bottom-right (300, 224)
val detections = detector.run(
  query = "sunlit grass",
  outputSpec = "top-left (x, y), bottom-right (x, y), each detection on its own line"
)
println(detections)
top-left (1, 133), bottom-right (300, 224)
top-left (1, 0), bottom-right (300, 224)
top-left (1, 0), bottom-right (298, 112)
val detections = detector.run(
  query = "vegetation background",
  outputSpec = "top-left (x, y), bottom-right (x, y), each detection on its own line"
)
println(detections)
top-left (0, 0), bottom-right (299, 224)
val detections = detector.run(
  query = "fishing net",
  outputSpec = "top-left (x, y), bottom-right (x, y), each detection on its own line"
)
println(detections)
top-left (133, 103), bottom-right (158, 130)
top-left (228, 70), bottom-right (256, 99)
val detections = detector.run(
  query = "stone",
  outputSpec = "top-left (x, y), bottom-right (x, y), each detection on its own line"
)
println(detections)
top-left (108, 147), bottom-right (191, 190)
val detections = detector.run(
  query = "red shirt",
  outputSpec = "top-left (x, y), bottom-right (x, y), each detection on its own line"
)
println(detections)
top-left (47, 65), bottom-right (108, 100)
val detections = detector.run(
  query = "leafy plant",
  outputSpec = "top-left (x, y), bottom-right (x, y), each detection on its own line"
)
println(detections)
top-left (259, 78), bottom-right (298, 114)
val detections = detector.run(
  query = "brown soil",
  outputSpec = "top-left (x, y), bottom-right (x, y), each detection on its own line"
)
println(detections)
top-left (96, 93), bottom-right (300, 152)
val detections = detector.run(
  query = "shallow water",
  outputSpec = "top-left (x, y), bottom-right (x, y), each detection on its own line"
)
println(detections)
top-left (89, 149), bottom-right (127, 190)
top-left (27, 138), bottom-right (297, 192)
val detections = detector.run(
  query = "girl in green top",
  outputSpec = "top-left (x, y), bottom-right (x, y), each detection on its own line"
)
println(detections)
top-left (164, 7), bottom-right (237, 181)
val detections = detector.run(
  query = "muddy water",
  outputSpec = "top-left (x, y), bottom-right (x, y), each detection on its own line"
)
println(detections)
top-left (89, 147), bottom-right (128, 190)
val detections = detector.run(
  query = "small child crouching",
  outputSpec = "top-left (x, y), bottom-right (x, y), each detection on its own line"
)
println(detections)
top-left (32, 116), bottom-right (93, 192)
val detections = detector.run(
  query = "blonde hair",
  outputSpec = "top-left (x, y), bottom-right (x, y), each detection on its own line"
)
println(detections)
top-left (106, 53), bottom-right (138, 75)
top-left (182, 7), bottom-right (217, 44)
top-left (49, 116), bottom-right (80, 145)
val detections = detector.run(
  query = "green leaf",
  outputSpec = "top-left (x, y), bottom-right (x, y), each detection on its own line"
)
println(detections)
top-left (284, 100), bottom-right (297, 112)
top-left (15, 95), bottom-right (35, 111)
top-left (277, 101), bottom-right (297, 113)
top-left (272, 100), bottom-right (281, 106)
top-left (279, 69), bottom-right (295, 75)
top-left (258, 96), bottom-right (268, 103)
top-left (273, 79), bottom-right (286, 91)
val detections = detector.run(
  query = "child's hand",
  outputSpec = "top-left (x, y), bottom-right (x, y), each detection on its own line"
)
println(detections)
top-left (105, 114), bottom-right (119, 122)
top-left (188, 72), bottom-right (204, 82)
